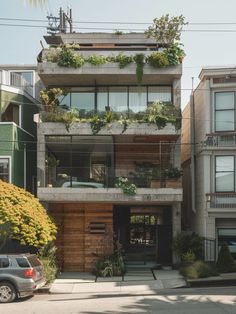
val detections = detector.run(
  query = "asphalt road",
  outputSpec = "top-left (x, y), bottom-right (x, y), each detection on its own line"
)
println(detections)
top-left (1, 286), bottom-right (236, 314)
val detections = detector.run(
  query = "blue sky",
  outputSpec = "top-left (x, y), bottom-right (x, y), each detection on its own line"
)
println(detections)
top-left (1, 0), bottom-right (236, 107)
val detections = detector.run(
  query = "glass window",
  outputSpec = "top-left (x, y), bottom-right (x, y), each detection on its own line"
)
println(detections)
top-left (215, 92), bottom-right (234, 110)
top-left (0, 158), bottom-right (10, 182)
top-left (16, 257), bottom-right (30, 268)
top-left (71, 88), bottom-right (95, 116)
top-left (0, 258), bottom-right (9, 268)
top-left (148, 86), bottom-right (172, 105)
top-left (215, 156), bottom-right (234, 192)
top-left (129, 87), bottom-right (147, 114)
top-left (11, 71), bottom-right (33, 86)
top-left (109, 87), bottom-right (128, 113)
top-left (218, 228), bottom-right (236, 257)
top-left (97, 87), bottom-right (109, 113)
top-left (215, 92), bottom-right (235, 132)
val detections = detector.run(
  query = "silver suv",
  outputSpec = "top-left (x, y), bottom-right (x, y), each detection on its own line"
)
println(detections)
top-left (0, 254), bottom-right (45, 303)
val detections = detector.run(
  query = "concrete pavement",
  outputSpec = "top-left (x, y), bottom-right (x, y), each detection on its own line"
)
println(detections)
top-left (50, 269), bottom-right (187, 294)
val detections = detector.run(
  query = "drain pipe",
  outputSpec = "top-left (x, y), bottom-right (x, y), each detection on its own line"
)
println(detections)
top-left (190, 78), bottom-right (196, 213)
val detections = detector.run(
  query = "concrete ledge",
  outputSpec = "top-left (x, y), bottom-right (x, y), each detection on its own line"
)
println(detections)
top-left (187, 272), bottom-right (236, 288)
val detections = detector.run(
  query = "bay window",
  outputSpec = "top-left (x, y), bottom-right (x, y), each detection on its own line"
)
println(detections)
top-left (215, 92), bottom-right (235, 132)
top-left (215, 156), bottom-right (234, 192)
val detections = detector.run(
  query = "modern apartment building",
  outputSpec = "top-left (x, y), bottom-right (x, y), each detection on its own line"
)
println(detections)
top-left (37, 32), bottom-right (183, 272)
top-left (182, 67), bottom-right (236, 260)
top-left (0, 65), bottom-right (41, 193)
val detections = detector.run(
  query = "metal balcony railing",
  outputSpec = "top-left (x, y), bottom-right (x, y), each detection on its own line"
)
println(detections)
top-left (0, 70), bottom-right (34, 97)
top-left (206, 193), bottom-right (236, 209)
top-left (203, 133), bottom-right (236, 147)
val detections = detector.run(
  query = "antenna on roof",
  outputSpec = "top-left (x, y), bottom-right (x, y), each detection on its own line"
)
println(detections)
top-left (46, 7), bottom-right (73, 35)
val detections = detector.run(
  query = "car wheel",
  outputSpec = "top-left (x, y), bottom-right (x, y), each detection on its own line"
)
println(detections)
top-left (0, 282), bottom-right (17, 303)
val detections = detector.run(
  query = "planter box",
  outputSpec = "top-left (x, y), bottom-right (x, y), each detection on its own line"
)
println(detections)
top-left (165, 178), bottom-right (182, 188)
top-left (150, 180), bottom-right (162, 188)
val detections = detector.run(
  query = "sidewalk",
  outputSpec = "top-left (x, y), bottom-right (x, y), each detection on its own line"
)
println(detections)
top-left (49, 269), bottom-right (187, 294)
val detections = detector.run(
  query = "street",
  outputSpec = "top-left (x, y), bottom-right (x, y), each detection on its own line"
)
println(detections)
top-left (1, 286), bottom-right (236, 314)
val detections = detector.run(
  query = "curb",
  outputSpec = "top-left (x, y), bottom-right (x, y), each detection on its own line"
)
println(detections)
top-left (35, 285), bottom-right (51, 294)
top-left (187, 278), bottom-right (236, 288)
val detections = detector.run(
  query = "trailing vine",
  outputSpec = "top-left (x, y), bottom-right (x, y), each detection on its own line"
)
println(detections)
top-left (133, 53), bottom-right (145, 84)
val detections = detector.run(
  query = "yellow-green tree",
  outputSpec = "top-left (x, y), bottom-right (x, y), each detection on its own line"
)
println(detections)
top-left (0, 180), bottom-right (56, 248)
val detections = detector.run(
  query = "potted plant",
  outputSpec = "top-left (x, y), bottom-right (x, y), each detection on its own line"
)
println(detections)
top-left (163, 167), bottom-right (182, 188)
top-left (150, 167), bottom-right (164, 188)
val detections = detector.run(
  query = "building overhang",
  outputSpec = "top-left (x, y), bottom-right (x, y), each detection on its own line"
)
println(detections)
top-left (38, 187), bottom-right (183, 203)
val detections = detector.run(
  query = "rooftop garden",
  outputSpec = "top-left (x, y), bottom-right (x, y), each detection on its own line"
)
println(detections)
top-left (42, 14), bottom-right (187, 84)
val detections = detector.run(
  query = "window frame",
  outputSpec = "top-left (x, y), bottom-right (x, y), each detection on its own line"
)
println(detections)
top-left (215, 155), bottom-right (235, 193)
top-left (0, 156), bottom-right (11, 183)
top-left (214, 91), bottom-right (235, 132)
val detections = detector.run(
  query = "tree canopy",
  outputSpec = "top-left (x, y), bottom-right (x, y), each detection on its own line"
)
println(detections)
top-left (0, 180), bottom-right (56, 248)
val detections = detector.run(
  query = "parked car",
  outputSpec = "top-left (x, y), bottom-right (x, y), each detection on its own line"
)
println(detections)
top-left (0, 254), bottom-right (45, 303)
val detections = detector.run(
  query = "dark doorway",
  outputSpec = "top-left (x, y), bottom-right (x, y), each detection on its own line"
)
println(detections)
top-left (114, 205), bottom-right (172, 264)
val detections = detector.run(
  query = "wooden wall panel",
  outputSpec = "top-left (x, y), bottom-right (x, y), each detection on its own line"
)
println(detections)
top-left (49, 203), bottom-right (113, 272)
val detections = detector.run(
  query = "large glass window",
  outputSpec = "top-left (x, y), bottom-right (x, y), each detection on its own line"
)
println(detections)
top-left (97, 87), bottom-right (109, 113)
top-left (129, 87), bottom-right (147, 114)
top-left (0, 158), bottom-right (10, 182)
top-left (215, 92), bottom-right (235, 131)
top-left (109, 87), bottom-right (128, 113)
top-left (215, 156), bottom-right (234, 192)
top-left (45, 136), bottom-right (113, 187)
top-left (148, 86), bottom-right (172, 105)
top-left (71, 88), bottom-right (95, 116)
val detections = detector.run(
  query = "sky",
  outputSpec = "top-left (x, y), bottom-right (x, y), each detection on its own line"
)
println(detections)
top-left (1, 0), bottom-right (236, 108)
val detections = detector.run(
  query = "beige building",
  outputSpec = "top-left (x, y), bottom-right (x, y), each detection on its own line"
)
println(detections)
top-left (182, 67), bottom-right (236, 260)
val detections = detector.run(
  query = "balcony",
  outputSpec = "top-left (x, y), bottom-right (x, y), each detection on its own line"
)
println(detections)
top-left (202, 133), bottom-right (236, 149)
top-left (38, 48), bottom-right (182, 86)
top-left (206, 193), bottom-right (236, 209)
top-left (37, 134), bottom-right (182, 203)
top-left (0, 70), bottom-right (34, 97)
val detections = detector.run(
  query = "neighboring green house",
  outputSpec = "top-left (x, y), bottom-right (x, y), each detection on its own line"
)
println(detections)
top-left (0, 66), bottom-right (41, 193)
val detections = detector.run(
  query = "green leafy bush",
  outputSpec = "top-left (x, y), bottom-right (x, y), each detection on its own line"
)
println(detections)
top-left (173, 232), bottom-right (204, 261)
top-left (180, 260), bottom-right (218, 279)
top-left (57, 48), bottom-right (85, 68)
top-left (88, 55), bottom-right (107, 65)
top-left (38, 242), bottom-right (59, 284)
top-left (115, 177), bottom-right (137, 195)
top-left (216, 243), bottom-right (236, 273)
top-left (95, 251), bottom-right (125, 277)
top-left (115, 53), bottom-right (133, 69)
top-left (164, 42), bottom-right (186, 65)
top-left (147, 52), bottom-right (170, 68)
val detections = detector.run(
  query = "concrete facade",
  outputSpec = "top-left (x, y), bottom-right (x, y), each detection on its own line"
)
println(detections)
top-left (37, 32), bottom-right (183, 271)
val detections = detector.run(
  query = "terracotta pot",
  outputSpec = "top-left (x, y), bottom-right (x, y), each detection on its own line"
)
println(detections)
top-left (165, 178), bottom-right (182, 188)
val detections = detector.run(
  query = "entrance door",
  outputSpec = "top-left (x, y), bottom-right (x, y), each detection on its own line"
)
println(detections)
top-left (128, 214), bottom-right (158, 262)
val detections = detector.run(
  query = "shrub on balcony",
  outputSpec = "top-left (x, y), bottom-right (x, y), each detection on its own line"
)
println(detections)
top-left (87, 54), bottom-right (107, 66)
top-left (164, 167), bottom-right (183, 179)
top-left (164, 42), bottom-right (186, 65)
top-left (147, 52), bottom-right (170, 68)
top-left (57, 48), bottom-right (85, 68)
top-left (115, 177), bottom-right (137, 195)
top-left (115, 53), bottom-right (133, 69)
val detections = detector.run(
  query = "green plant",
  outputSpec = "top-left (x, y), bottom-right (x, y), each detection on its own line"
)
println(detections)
top-left (173, 233), bottom-right (204, 261)
top-left (129, 162), bottom-right (154, 187)
top-left (95, 251), bottom-right (125, 277)
top-left (164, 167), bottom-right (183, 179)
top-left (115, 177), bottom-right (137, 195)
top-left (88, 55), bottom-right (107, 66)
top-left (181, 250), bottom-right (196, 263)
top-left (134, 53), bottom-right (145, 84)
top-left (90, 115), bottom-right (106, 135)
top-left (216, 243), bottom-right (236, 273)
top-left (115, 53), bottom-right (133, 69)
top-left (164, 42), bottom-right (186, 65)
top-left (147, 52), bottom-right (170, 68)
top-left (57, 48), bottom-right (85, 68)
top-left (0, 180), bottom-right (57, 248)
top-left (38, 242), bottom-right (59, 284)
top-left (114, 30), bottom-right (124, 35)
top-left (145, 14), bottom-right (188, 45)
top-left (40, 88), bottom-right (65, 112)
top-left (180, 260), bottom-right (218, 279)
